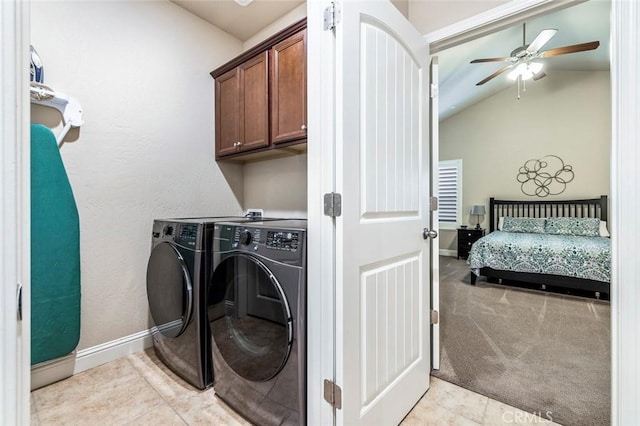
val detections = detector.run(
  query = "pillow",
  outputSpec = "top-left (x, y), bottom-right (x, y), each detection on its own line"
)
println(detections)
top-left (501, 217), bottom-right (546, 234)
top-left (599, 220), bottom-right (610, 237)
top-left (498, 217), bottom-right (504, 230)
top-left (545, 217), bottom-right (600, 237)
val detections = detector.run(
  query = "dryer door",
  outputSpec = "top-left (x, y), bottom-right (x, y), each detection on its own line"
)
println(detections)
top-left (209, 254), bottom-right (292, 382)
top-left (146, 242), bottom-right (193, 338)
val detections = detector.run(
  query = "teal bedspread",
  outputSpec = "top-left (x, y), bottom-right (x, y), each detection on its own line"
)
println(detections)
top-left (31, 124), bottom-right (81, 365)
top-left (468, 231), bottom-right (611, 283)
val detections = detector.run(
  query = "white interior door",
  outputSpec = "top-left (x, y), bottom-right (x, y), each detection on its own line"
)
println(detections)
top-left (335, 1), bottom-right (431, 424)
top-left (430, 56), bottom-right (440, 370)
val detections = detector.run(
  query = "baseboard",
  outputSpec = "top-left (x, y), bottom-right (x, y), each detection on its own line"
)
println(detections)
top-left (439, 249), bottom-right (456, 257)
top-left (31, 327), bottom-right (155, 390)
top-left (31, 351), bottom-right (76, 390)
top-left (30, 328), bottom-right (155, 389)
top-left (74, 328), bottom-right (155, 374)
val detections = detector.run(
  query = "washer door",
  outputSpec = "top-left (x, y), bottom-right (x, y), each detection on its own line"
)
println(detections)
top-left (146, 242), bottom-right (193, 338)
top-left (210, 254), bottom-right (292, 382)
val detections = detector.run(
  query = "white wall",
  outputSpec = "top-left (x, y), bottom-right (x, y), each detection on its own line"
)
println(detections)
top-left (243, 3), bottom-right (307, 51)
top-left (439, 70), bottom-right (611, 251)
top-left (243, 154), bottom-right (308, 218)
top-left (30, 0), bottom-right (244, 350)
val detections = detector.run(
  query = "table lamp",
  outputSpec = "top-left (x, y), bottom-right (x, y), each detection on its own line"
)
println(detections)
top-left (470, 205), bottom-right (486, 229)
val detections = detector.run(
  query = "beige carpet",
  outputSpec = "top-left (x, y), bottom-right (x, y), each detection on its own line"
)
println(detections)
top-left (433, 257), bottom-right (610, 426)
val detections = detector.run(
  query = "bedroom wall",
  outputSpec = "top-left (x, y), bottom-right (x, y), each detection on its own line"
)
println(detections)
top-left (30, 0), bottom-right (244, 350)
top-left (439, 70), bottom-right (611, 252)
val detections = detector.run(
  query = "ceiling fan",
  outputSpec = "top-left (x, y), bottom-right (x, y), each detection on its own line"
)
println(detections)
top-left (470, 23), bottom-right (600, 86)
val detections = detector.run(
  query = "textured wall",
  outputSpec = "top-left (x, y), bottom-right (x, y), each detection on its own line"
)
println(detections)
top-left (439, 70), bottom-right (611, 251)
top-left (243, 154), bottom-right (308, 219)
top-left (30, 0), bottom-right (244, 350)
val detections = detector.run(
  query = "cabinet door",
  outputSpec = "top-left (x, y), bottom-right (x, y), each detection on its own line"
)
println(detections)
top-left (239, 51), bottom-right (269, 152)
top-left (270, 29), bottom-right (307, 145)
top-left (215, 68), bottom-right (240, 157)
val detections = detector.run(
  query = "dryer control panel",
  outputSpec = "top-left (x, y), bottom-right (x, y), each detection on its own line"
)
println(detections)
top-left (266, 231), bottom-right (299, 252)
top-left (216, 220), bottom-right (307, 266)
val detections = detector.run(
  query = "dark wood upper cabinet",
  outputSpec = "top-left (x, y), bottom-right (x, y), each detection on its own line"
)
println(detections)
top-left (215, 68), bottom-right (239, 157)
top-left (271, 29), bottom-right (307, 145)
top-left (214, 52), bottom-right (269, 158)
top-left (239, 52), bottom-right (269, 152)
top-left (211, 19), bottom-right (307, 161)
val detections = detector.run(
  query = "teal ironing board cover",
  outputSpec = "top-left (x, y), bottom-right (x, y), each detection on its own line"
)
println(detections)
top-left (30, 123), bottom-right (81, 365)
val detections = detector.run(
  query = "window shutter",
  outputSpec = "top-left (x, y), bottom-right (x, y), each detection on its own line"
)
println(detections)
top-left (438, 160), bottom-right (461, 226)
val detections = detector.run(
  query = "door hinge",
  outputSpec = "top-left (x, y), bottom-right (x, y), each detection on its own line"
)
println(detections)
top-left (430, 83), bottom-right (438, 98)
top-left (323, 2), bottom-right (341, 31)
top-left (324, 192), bottom-right (342, 217)
top-left (430, 309), bottom-right (439, 325)
top-left (429, 196), bottom-right (438, 211)
top-left (17, 282), bottom-right (23, 321)
top-left (324, 379), bottom-right (343, 409)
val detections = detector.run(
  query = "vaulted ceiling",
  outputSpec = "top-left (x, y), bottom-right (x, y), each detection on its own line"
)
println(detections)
top-left (437, 0), bottom-right (610, 120)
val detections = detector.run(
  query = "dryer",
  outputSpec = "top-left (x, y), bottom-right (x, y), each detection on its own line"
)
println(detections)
top-left (208, 219), bottom-right (307, 425)
top-left (146, 216), bottom-right (260, 390)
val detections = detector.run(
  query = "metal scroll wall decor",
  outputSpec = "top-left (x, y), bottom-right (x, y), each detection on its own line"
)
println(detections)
top-left (517, 155), bottom-right (574, 197)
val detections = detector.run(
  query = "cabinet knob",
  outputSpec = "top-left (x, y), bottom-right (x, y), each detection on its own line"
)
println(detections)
top-left (234, 141), bottom-right (242, 149)
top-left (301, 124), bottom-right (307, 131)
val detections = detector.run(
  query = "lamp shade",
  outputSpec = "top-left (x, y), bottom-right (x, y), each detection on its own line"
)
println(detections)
top-left (470, 205), bottom-right (486, 215)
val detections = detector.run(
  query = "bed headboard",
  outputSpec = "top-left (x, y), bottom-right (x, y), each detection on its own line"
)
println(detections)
top-left (488, 195), bottom-right (608, 232)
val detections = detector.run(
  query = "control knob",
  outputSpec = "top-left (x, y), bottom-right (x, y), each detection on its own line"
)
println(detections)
top-left (239, 229), bottom-right (252, 245)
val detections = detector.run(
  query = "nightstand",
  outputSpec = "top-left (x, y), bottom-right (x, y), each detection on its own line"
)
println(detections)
top-left (457, 228), bottom-right (485, 259)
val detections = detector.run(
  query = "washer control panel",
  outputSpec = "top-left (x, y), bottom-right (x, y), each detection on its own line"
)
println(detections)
top-left (152, 220), bottom-right (201, 250)
top-left (177, 224), bottom-right (198, 247)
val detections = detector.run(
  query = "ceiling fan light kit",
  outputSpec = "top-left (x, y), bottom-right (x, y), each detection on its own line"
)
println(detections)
top-left (508, 62), bottom-right (543, 81)
top-left (470, 23), bottom-right (600, 99)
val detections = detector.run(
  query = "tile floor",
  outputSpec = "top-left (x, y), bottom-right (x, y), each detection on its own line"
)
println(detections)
top-left (30, 348), bottom-right (561, 425)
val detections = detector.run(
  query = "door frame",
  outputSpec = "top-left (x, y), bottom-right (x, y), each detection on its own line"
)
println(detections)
top-left (422, 0), bottom-right (640, 424)
top-left (1, 0), bottom-right (31, 424)
top-left (3, 0), bottom-right (639, 424)
top-left (306, 1), bottom-right (337, 425)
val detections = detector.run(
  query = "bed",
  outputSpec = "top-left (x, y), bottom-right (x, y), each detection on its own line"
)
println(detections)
top-left (468, 195), bottom-right (610, 299)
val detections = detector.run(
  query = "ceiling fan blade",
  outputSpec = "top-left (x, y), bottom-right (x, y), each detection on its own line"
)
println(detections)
top-left (540, 41), bottom-right (600, 57)
top-left (526, 29), bottom-right (558, 53)
top-left (476, 65), bottom-right (513, 86)
top-left (470, 57), bottom-right (511, 64)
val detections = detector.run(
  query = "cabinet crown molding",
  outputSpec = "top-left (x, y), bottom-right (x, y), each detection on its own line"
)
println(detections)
top-left (211, 18), bottom-right (307, 79)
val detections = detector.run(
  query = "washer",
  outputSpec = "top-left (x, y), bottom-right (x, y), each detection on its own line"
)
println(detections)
top-left (146, 216), bottom-right (265, 390)
top-left (208, 219), bottom-right (307, 425)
